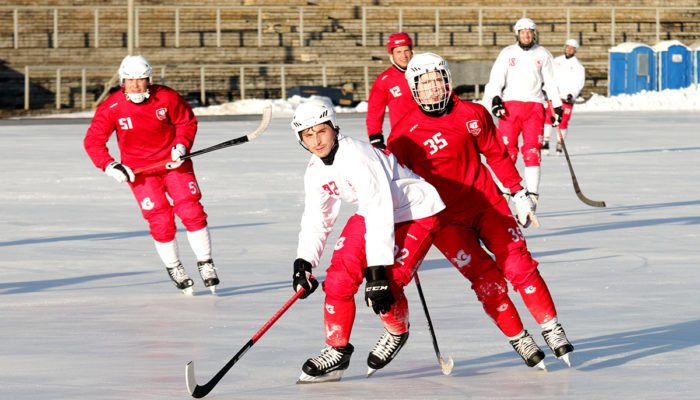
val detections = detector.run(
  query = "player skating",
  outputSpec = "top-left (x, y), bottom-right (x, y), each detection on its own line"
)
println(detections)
top-left (84, 55), bottom-right (219, 295)
top-left (388, 52), bottom-right (574, 369)
top-left (290, 99), bottom-right (445, 382)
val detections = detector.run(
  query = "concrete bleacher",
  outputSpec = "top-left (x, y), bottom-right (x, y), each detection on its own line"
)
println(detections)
top-left (1, 1), bottom-right (699, 115)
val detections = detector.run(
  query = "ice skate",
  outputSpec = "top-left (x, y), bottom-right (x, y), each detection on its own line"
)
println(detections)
top-left (297, 343), bottom-right (354, 384)
top-left (197, 259), bottom-right (219, 294)
top-left (542, 323), bottom-right (574, 367)
top-left (542, 140), bottom-right (550, 155)
top-left (510, 331), bottom-right (546, 370)
top-left (166, 263), bottom-right (194, 295)
top-left (367, 329), bottom-right (409, 377)
top-left (556, 142), bottom-right (563, 156)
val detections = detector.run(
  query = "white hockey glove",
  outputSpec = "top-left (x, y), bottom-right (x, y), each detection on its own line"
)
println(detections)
top-left (512, 189), bottom-right (539, 228)
top-left (105, 161), bottom-right (135, 183)
top-left (166, 144), bottom-right (187, 170)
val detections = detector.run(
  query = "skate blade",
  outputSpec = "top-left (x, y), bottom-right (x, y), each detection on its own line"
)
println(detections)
top-left (559, 353), bottom-right (572, 367)
top-left (367, 367), bottom-right (379, 377)
top-left (296, 370), bottom-right (344, 384)
top-left (181, 286), bottom-right (194, 296)
top-left (208, 285), bottom-right (217, 295)
top-left (533, 360), bottom-right (547, 371)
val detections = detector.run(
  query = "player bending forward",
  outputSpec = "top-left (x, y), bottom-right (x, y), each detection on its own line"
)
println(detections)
top-left (290, 99), bottom-right (445, 383)
top-left (388, 52), bottom-right (574, 369)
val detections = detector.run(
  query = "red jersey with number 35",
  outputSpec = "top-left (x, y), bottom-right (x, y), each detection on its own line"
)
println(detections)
top-left (387, 95), bottom-right (524, 213)
top-left (84, 84), bottom-right (197, 170)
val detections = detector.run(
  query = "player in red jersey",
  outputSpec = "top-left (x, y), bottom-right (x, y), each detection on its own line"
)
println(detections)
top-left (365, 32), bottom-right (418, 150)
top-left (387, 52), bottom-right (574, 369)
top-left (84, 55), bottom-right (218, 295)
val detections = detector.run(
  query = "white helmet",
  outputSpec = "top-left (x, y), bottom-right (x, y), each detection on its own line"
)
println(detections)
top-left (565, 38), bottom-right (579, 48)
top-left (290, 99), bottom-right (338, 142)
top-left (119, 55), bottom-right (153, 84)
top-left (514, 17), bottom-right (536, 33)
top-left (404, 52), bottom-right (453, 114)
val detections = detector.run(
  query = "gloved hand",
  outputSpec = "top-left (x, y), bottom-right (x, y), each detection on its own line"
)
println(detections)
top-left (551, 106), bottom-right (564, 127)
top-left (491, 96), bottom-right (506, 119)
top-left (369, 133), bottom-right (386, 150)
top-left (292, 258), bottom-right (318, 299)
top-left (512, 189), bottom-right (538, 228)
top-left (105, 161), bottom-right (135, 183)
top-left (166, 144), bottom-right (187, 170)
top-left (364, 265), bottom-right (394, 314)
top-left (565, 94), bottom-right (575, 104)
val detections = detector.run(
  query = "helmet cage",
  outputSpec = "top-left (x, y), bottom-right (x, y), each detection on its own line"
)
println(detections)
top-left (405, 53), bottom-right (453, 114)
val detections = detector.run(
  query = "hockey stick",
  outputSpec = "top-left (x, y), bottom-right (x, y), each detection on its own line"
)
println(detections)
top-left (134, 105), bottom-right (272, 175)
top-left (547, 103), bottom-right (606, 208)
top-left (186, 287), bottom-right (305, 398)
top-left (414, 272), bottom-right (454, 375)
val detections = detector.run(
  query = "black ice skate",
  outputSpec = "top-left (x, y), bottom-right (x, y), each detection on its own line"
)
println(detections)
top-left (197, 259), bottom-right (219, 294)
top-left (297, 343), bottom-right (354, 384)
top-left (367, 329), bottom-right (409, 377)
top-left (556, 142), bottom-right (563, 155)
top-left (510, 331), bottom-right (546, 370)
top-left (166, 263), bottom-right (194, 295)
top-left (542, 140), bottom-right (550, 155)
top-left (542, 323), bottom-right (574, 367)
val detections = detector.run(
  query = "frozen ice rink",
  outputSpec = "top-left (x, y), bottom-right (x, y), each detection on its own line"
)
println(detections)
top-left (2, 110), bottom-right (699, 399)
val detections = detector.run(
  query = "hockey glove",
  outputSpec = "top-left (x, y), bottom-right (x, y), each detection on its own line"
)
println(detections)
top-left (105, 161), bottom-right (135, 183)
top-left (565, 94), bottom-right (575, 104)
top-left (491, 96), bottom-right (506, 119)
top-left (369, 133), bottom-right (386, 150)
top-left (551, 106), bottom-right (564, 127)
top-left (512, 189), bottom-right (538, 228)
top-left (364, 265), bottom-right (395, 314)
top-left (166, 144), bottom-right (187, 170)
top-left (292, 258), bottom-right (318, 299)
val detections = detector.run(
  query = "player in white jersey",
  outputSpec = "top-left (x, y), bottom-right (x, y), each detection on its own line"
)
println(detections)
top-left (290, 99), bottom-right (445, 383)
top-left (543, 39), bottom-right (586, 155)
top-left (483, 18), bottom-right (563, 205)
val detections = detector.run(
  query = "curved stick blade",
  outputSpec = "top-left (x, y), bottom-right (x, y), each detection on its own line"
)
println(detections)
top-left (186, 361), bottom-right (198, 396)
top-left (440, 356), bottom-right (455, 375)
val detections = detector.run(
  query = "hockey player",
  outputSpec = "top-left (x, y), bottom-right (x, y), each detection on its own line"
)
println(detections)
top-left (290, 99), bottom-right (445, 382)
top-left (84, 55), bottom-right (219, 295)
top-left (483, 17), bottom-right (563, 205)
top-left (388, 52), bottom-right (574, 369)
top-left (543, 39), bottom-right (586, 155)
top-left (365, 32), bottom-right (417, 150)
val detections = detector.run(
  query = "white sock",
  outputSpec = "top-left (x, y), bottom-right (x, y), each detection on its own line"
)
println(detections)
top-left (187, 227), bottom-right (212, 262)
top-left (508, 330), bottom-right (526, 341)
top-left (154, 239), bottom-right (181, 269)
top-left (540, 317), bottom-right (559, 331)
top-left (543, 124), bottom-right (552, 143)
top-left (524, 166), bottom-right (541, 195)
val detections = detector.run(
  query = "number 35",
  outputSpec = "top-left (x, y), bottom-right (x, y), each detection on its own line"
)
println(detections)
top-left (423, 132), bottom-right (448, 155)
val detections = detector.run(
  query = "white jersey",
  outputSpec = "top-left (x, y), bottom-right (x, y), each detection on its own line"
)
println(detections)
top-left (553, 54), bottom-right (585, 100)
top-left (483, 43), bottom-right (562, 108)
top-left (296, 134), bottom-right (445, 268)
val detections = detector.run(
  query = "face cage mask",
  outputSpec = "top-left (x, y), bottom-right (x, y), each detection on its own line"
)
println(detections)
top-left (411, 70), bottom-right (451, 114)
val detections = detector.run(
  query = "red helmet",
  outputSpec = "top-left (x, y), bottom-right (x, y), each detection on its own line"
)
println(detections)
top-left (386, 32), bottom-right (413, 53)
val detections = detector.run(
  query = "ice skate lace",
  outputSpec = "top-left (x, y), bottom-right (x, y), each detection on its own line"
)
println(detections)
top-left (309, 346), bottom-right (343, 369)
top-left (543, 324), bottom-right (570, 350)
top-left (513, 334), bottom-right (541, 358)
top-left (198, 261), bottom-right (217, 280)
top-left (168, 265), bottom-right (190, 283)
top-left (371, 331), bottom-right (401, 361)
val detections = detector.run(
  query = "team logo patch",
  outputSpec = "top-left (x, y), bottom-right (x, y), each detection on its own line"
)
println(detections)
top-left (155, 107), bottom-right (168, 121)
top-left (466, 120), bottom-right (481, 136)
top-left (140, 197), bottom-right (154, 211)
top-left (451, 249), bottom-right (472, 269)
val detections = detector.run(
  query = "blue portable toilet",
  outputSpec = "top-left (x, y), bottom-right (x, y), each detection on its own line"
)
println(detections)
top-left (690, 41), bottom-right (700, 84)
top-left (653, 40), bottom-right (692, 90)
top-left (608, 42), bottom-right (657, 96)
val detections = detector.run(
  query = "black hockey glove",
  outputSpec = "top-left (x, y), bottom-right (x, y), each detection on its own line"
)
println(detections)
top-left (491, 96), bottom-right (506, 119)
top-left (369, 133), bottom-right (386, 150)
top-left (551, 106), bottom-right (564, 127)
top-left (364, 265), bottom-right (395, 314)
top-left (565, 94), bottom-right (575, 104)
top-left (292, 258), bottom-right (318, 299)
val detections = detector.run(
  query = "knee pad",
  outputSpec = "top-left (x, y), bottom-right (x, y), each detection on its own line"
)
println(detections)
top-left (144, 205), bottom-right (176, 242)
